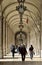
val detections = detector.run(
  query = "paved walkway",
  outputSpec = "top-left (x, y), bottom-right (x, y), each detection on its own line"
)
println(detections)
top-left (0, 61), bottom-right (42, 65)
top-left (0, 52), bottom-right (42, 61)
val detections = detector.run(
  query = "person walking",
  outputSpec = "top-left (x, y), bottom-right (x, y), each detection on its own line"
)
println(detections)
top-left (29, 45), bottom-right (34, 59)
top-left (19, 44), bottom-right (27, 61)
top-left (11, 45), bottom-right (15, 58)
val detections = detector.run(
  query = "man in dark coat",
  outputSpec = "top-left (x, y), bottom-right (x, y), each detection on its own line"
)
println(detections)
top-left (19, 44), bottom-right (27, 61)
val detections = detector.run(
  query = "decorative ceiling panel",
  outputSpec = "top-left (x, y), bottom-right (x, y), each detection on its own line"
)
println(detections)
top-left (1, 0), bottom-right (41, 33)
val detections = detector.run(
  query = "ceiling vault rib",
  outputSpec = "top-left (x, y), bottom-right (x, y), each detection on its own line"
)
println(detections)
top-left (2, 2), bottom-right (41, 17)
top-left (27, 9), bottom-right (41, 21)
top-left (6, 10), bottom-right (16, 19)
top-left (8, 18), bottom-right (26, 24)
top-left (25, 2), bottom-right (41, 16)
top-left (9, 21), bottom-right (30, 32)
top-left (29, 12), bottom-right (40, 32)
top-left (11, 21), bottom-right (25, 25)
top-left (8, 14), bottom-right (19, 22)
top-left (31, 25), bottom-right (38, 34)
top-left (9, 20), bottom-right (38, 34)
top-left (8, 14), bottom-right (40, 32)
top-left (5, 9), bottom-right (40, 22)
top-left (1, 0), bottom-right (41, 34)
top-left (2, 2), bottom-right (17, 13)
top-left (6, 13), bottom-right (40, 26)
top-left (8, 14), bottom-right (33, 24)
top-left (8, 13), bottom-right (39, 26)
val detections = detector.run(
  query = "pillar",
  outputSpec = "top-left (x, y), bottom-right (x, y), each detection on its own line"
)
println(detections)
top-left (0, 5), bottom-right (3, 58)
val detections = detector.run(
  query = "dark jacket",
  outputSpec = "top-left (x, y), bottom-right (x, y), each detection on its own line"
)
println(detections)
top-left (29, 46), bottom-right (34, 51)
top-left (19, 45), bottom-right (27, 55)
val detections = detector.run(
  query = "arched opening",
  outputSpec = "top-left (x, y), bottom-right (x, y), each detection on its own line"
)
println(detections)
top-left (15, 31), bottom-right (27, 46)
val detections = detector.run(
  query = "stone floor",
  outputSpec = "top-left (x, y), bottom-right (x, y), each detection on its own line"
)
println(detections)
top-left (0, 52), bottom-right (41, 61)
top-left (0, 61), bottom-right (42, 65)
top-left (0, 53), bottom-right (42, 65)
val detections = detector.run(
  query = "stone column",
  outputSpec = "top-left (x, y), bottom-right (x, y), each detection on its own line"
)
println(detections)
top-left (6, 23), bottom-right (8, 54)
top-left (5, 21), bottom-right (6, 55)
top-left (1, 14), bottom-right (3, 58)
top-left (39, 20), bottom-right (41, 58)
top-left (0, 15), bottom-right (3, 58)
top-left (35, 33), bottom-right (39, 55)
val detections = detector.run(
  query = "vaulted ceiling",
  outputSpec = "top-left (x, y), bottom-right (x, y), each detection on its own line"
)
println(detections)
top-left (0, 0), bottom-right (41, 34)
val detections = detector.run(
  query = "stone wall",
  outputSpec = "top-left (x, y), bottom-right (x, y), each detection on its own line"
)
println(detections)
top-left (3, 21), bottom-right (14, 55)
top-left (0, 15), bottom-right (14, 58)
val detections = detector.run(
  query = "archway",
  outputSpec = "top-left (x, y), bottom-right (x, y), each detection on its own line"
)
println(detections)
top-left (15, 31), bottom-right (27, 46)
